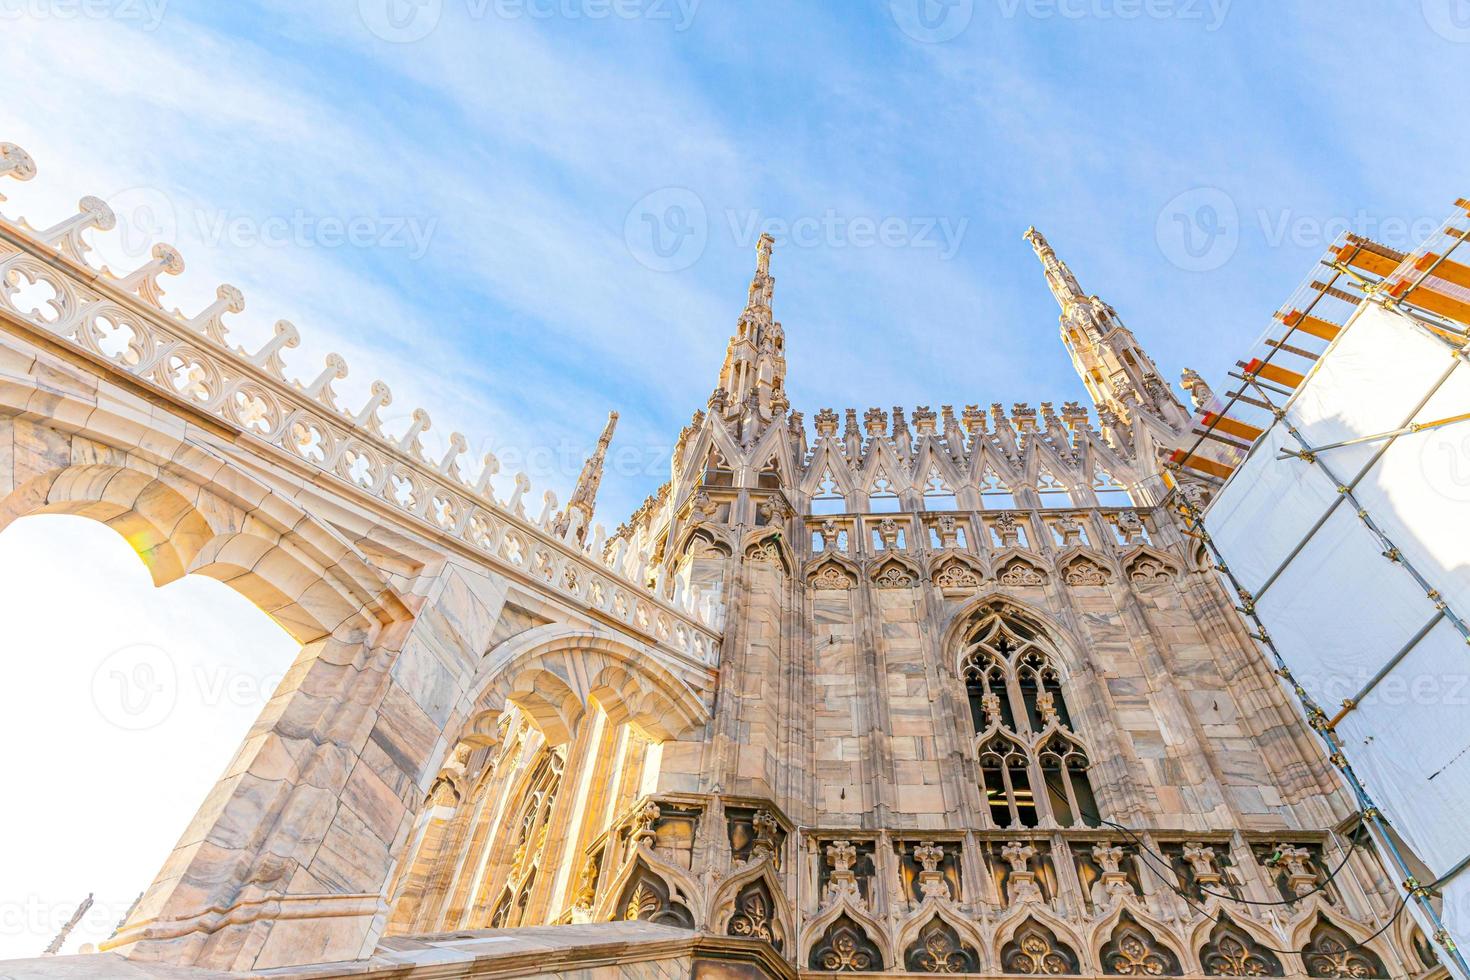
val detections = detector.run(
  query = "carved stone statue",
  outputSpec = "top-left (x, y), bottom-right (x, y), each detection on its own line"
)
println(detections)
top-left (1001, 842), bottom-right (1043, 905)
top-left (823, 840), bottom-right (863, 907)
top-left (912, 842), bottom-right (951, 901)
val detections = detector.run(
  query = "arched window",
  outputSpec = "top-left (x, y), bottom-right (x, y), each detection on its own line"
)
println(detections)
top-left (979, 466), bottom-right (1016, 510)
top-left (921, 468), bottom-right (958, 511)
top-left (1035, 469), bottom-right (1073, 508)
top-left (1038, 733), bottom-right (1099, 828)
top-left (957, 606), bottom-right (1101, 829)
top-left (868, 474), bottom-right (901, 513)
top-left (701, 448), bottom-right (733, 487)
top-left (1093, 469), bottom-right (1134, 507)
top-left (812, 470), bottom-right (846, 516)
top-left (488, 748), bottom-right (564, 928)
top-left (978, 731), bottom-right (1037, 828)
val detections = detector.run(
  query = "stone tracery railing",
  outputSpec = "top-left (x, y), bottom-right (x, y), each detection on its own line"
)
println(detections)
top-left (0, 143), bottom-right (718, 666)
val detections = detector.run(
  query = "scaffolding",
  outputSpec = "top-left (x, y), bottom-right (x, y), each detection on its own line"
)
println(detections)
top-left (1168, 199), bottom-right (1470, 980)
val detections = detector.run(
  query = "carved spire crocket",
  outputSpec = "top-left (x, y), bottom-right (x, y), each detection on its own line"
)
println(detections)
top-left (1023, 227), bottom-right (1188, 430)
top-left (716, 233), bottom-right (787, 435)
top-left (555, 410), bottom-right (618, 545)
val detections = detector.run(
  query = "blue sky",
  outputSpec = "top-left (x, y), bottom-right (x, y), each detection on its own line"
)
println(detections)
top-left (6, 0), bottom-right (1469, 525)
top-left (2, 0), bottom-right (1469, 957)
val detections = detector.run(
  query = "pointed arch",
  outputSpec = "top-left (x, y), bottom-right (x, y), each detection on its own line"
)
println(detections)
top-left (931, 552), bottom-right (986, 594)
top-left (1195, 913), bottom-right (1285, 977)
top-left (746, 425), bottom-right (796, 490)
top-left (903, 913), bottom-right (982, 974)
top-left (671, 523), bottom-right (734, 564)
top-left (997, 912), bottom-right (1083, 975)
top-left (894, 898), bottom-right (990, 969)
top-left (950, 597), bottom-right (1105, 829)
top-left (807, 553), bottom-right (859, 591)
top-left (858, 435), bottom-right (911, 489)
top-left (995, 552), bottom-right (1048, 587)
top-left (1032, 457), bottom-right (1075, 509)
top-left (709, 859), bottom-right (794, 953)
top-left (1096, 910), bottom-right (1183, 976)
top-left (1059, 550), bottom-right (1112, 587)
top-left (1122, 545), bottom-right (1180, 586)
top-left (911, 441), bottom-right (966, 505)
top-left (611, 859), bottom-right (695, 929)
top-left (504, 668), bottom-right (583, 746)
top-left (802, 893), bottom-right (894, 972)
top-left (870, 553), bottom-right (921, 590)
top-left (1296, 912), bottom-right (1390, 979)
top-left (863, 458), bottom-right (904, 513)
top-left (807, 912), bottom-right (885, 972)
top-left (744, 529), bottom-right (795, 575)
top-left (974, 456), bottom-right (1020, 510)
top-left (460, 624), bottom-right (712, 750)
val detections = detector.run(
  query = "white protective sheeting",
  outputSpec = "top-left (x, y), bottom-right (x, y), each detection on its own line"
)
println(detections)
top-left (1290, 303), bottom-right (1460, 478)
top-left (1207, 300), bottom-right (1470, 959)
top-left (1357, 355), bottom-right (1470, 628)
top-left (1256, 503), bottom-right (1433, 692)
top-left (1206, 423), bottom-right (1342, 595)
top-left (1338, 616), bottom-right (1470, 878)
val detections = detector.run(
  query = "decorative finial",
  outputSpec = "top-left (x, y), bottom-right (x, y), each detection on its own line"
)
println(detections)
top-left (555, 410), bottom-right (619, 544)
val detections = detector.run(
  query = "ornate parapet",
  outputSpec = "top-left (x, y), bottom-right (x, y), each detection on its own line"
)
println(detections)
top-left (0, 143), bottom-right (718, 668)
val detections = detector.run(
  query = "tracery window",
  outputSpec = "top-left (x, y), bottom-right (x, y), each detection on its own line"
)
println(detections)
top-left (487, 749), bottom-right (564, 928)
top-left (701, 448), bottom-right (733, 487)
top-left (868, 475), bottom-right (901, 513)
top-left (922, 469), bottom-right (958, 511)
top-left (959, 607), bottom-right (1100, 828)
top-left (1035, 470), bottom-right (1073, 508)
top-left (979, 467), bottom-right (1017, 510)
top-left (812, 470), bottom-right (846, 516)
top-left (1093, 469), bottom-right (1134, 508)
